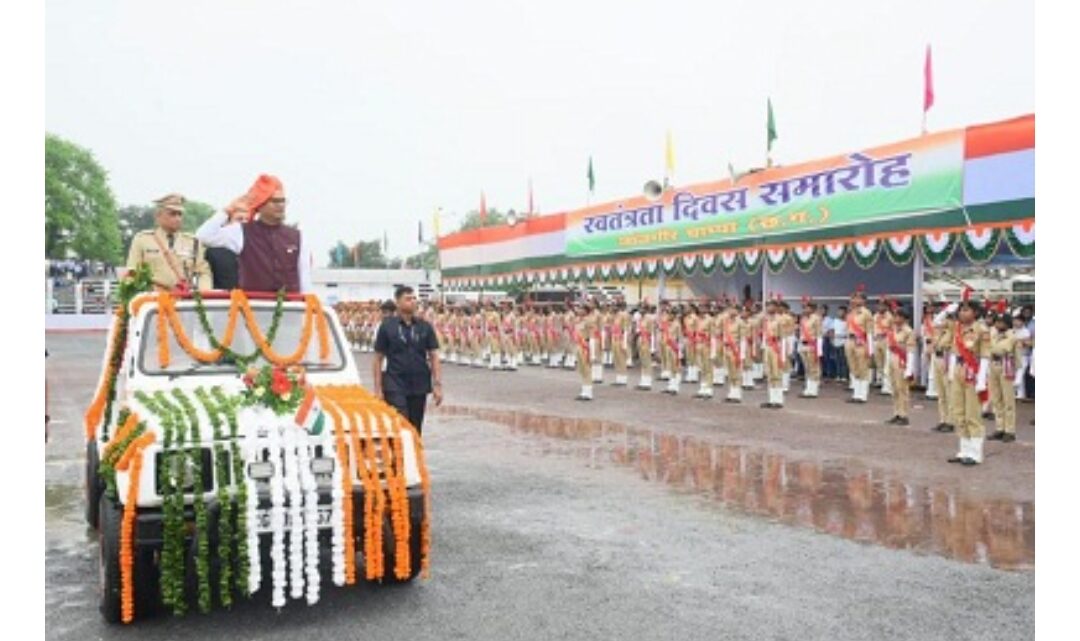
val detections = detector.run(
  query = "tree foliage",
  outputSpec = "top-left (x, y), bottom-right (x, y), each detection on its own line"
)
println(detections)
top-left (45, 134), bottom-right (122, 263)
top-left (456, 207), bottom-right (509, 232)
top-left (328, 239), bottom-right (392, 268)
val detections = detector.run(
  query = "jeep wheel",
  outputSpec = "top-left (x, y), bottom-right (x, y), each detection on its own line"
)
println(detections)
top-left (98, 495), bottom-right (122, 623)
top-left (378, 511), bottom-right (424, 584)
top-left (85, 440), bottom-right (103, 529)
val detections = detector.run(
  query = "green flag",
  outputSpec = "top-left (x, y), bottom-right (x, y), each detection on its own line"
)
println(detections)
top-left (587, 156), bottom-right (595, 193)
top-left (767, 98), bottom-right (778, 152)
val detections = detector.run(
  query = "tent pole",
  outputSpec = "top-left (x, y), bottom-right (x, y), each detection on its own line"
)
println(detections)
top-left (912, 250), bottom-right (925, 385)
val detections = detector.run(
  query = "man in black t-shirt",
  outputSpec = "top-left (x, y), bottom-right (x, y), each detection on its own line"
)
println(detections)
top-left (373, 286), bottom-right (442, 434)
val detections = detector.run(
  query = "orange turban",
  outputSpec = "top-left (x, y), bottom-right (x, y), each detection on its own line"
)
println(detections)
top-left (245, 174), bottom-right (283, 214)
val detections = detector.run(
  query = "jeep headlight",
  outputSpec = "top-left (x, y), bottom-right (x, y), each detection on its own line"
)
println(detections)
top-left (248, 460), bottom-right (275, 480)
top-left (310, 457), bottom-right (335, 475)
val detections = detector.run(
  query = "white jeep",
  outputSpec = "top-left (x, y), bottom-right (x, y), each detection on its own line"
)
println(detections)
top-left (85, 292), bottom-right (429, 623)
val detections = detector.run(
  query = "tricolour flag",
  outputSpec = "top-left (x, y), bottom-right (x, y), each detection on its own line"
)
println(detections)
top-left (767, 98), bottom-right (778, 156)
top-left (665, 130), bottom-right (675, 181)
top-left (924, 44), bottom-right (935, 114)
top-left (295, 386), bottom-right (325, 436)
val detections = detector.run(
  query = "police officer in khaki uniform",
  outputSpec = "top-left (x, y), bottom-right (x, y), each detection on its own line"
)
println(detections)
top-left (126, 193), bottom-right (212, 293)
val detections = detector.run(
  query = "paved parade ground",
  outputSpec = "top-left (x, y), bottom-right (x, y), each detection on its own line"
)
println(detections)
top-left (46, 333), bottom-right (1034, 640)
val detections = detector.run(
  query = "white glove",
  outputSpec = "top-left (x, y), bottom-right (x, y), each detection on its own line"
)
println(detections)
top-left (933, 309), bottom-right (949, 326)
top-left (976, 357), bottom-right (989, 392)
top-left (904, 351), bottom-right (915, 378)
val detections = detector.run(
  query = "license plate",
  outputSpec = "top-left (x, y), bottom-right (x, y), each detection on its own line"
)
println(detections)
top-left (255, 506), bottom-right (333, 533)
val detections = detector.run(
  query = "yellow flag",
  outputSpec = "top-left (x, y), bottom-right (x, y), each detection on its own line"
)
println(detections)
top-left (665, 130), bottom-right (675, 179)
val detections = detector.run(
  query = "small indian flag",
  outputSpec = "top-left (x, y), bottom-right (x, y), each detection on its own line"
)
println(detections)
top-left (295, 387), bottom-right (325, 436)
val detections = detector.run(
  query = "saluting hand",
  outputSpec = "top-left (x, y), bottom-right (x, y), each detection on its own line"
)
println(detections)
top-left (225, 196), bottom-right (251, 223)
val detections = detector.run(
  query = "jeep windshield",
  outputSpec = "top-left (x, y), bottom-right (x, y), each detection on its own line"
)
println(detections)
top-left (138, 301), bottom-right (347, 376)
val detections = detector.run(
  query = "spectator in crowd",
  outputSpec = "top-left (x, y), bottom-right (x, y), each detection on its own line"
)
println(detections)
top-left (820, 304), bottom-right (834, 379)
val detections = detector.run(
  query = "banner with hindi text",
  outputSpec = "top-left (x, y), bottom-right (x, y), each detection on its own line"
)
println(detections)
top-left (565, 129), bottom-right (965, 257)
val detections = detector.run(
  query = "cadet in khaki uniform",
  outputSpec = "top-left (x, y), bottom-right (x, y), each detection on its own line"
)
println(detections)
top-left (587, 303), bottom-right (604, 384)
top-left (712, 300), bottom-right (728, 387)
top-left (572, 304), bottom-right (594, 400)
top-left (723, 301), bottom-right (748, 403)
top-left (683, 305), bottom-right (700, 384)
top-left (885, 307), bottom-right (917, 425)
top-left (500, 302), bottom-right (519, 371)
top-left (611, 300), bottom-right (631, 386)
top-left (798, 299), bottom-right (823, 398)
top-left (694, 304), bottom-right (716, 399)
top-left (845, 289), bottom-right (875, 403)
top-left (987, 311), bottom-right (1018, 443)
top-left (946, 297), bottom-right (992, 466)
top-left (779, 301), bottom-right (797, 393)
top-left (126, 193), bottom-right (212, 293)
top-left (636, 303), bottom-right (657, 390)
top-left (760, 298), bottom-right (786, 409)
top-left (929, 302), bottom-right (956, 432)
top-left (661, 306), bottom-right (683, 394)
top-left (872, 299), bottom-right (893, 393)
top-left (484, 303), bottom-right (501, 369)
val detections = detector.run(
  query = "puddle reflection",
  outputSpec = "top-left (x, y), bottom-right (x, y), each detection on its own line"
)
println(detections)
top-left (438, 405), bottom-right (1034, 571)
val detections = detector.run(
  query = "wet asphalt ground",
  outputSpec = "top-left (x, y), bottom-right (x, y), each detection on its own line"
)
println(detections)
top-left (46, 333), bottom-right (1033, 640)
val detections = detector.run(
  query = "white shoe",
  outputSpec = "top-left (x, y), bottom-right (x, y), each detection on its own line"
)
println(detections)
top-left (969, 437), bottom-right (984, 464)
top-left (577, 385), bottom-right (594, 400)
top-left (614, 375), bottom-right (628, 386)
top-left (637, 376), bottom-right (653, 390)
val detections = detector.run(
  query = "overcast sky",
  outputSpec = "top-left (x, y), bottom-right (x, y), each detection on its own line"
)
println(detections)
top-left (45, 0), bottom-right (1033, 264)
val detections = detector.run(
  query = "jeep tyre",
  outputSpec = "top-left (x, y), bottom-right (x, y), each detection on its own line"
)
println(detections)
top-left (85, 440), bottom-right (102, 529)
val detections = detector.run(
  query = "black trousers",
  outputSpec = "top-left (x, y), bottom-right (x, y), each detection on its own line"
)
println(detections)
top-left (383, 392), bottom-right (428, 435)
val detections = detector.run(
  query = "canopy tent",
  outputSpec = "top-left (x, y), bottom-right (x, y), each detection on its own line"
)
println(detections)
top-left (438, 114), bottom-right (1034, 291)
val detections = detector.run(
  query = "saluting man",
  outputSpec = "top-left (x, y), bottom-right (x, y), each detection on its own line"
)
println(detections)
top-left (126, 193), bottom-right (213, 293)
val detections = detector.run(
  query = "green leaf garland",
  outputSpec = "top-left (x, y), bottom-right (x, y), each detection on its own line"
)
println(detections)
top-left (172, 389), bottom-right (211, 614)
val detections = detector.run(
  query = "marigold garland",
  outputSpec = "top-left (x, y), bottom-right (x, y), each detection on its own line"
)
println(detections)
top-left (314, 392), bottom-right (357, 584)
top-left (385, 414), bottom-right (412, 580)
top-left (116, 431), bottom-right (156, 624)
top-left (84, 309), bottom-right (124, 440)
top-left (152, 289), bottom-right (329, 368)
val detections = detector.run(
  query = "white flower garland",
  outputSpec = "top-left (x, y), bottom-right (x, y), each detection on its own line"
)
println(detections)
top-left (298, 437), bottom-right (321, 604)
top-left (330, 440), bottom-right (346, 587)
top-left (268, 424), bottom-right (287, 608)
top-left (244, 441), bottom-right (262, 596)
top-left (282, 428), bottom-right (305, 601)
